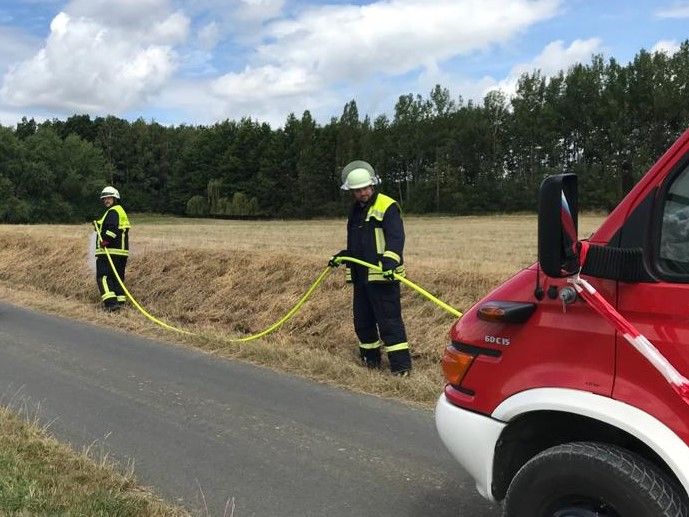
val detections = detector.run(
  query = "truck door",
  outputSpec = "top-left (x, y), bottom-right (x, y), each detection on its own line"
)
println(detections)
top-left (616, 158), bottom-right (689, 441)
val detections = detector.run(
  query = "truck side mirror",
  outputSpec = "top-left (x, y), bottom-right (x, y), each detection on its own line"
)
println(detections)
top-left (538, 174), bottom-right (579, 277)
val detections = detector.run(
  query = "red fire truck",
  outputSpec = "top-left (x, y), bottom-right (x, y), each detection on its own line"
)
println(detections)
top-left (435, 129), bottom-right (689, 516)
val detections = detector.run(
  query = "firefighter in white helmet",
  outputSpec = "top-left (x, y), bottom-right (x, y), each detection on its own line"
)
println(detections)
top-left (329, 161), bottom-right (412, 375)
top-left (93, 186), bottom-right (130, 312)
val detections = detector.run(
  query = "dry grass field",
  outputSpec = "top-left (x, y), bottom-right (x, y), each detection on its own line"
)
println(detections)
top-left (0, 213), bottom-right (604, 407)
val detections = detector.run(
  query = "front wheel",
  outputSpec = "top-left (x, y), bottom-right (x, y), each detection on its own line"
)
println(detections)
top-left (503, 442), bottom-right (688, 517)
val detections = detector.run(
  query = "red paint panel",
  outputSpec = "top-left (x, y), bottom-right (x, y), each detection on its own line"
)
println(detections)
top-left (446, 269), bottom-right (615, 413)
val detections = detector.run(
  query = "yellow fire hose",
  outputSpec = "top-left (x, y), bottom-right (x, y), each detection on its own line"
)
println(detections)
top-left (95, 227), bottom-right (462, 340)
top-left (336, 256), bottom-right (463, 318)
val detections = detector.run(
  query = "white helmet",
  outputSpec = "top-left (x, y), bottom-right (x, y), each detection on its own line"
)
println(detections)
top-left (100, 186), bottom-right (120, 199)
top-left (340, 160), bottom-right (380, 190)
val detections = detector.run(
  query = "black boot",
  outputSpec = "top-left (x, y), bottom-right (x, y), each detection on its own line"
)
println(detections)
top-left (360, 347), bottom-right (381, 369)
top-left (388, 349), bottom-right (412, 376)
top-left (103, 301), bottom-right (121, 312)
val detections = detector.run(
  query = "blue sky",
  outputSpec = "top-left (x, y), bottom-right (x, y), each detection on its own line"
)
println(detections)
top-left (0, 0), bottom-right (687, 128)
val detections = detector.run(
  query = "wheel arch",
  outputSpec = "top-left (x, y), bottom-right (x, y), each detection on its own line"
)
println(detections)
top-left (490, 388), bottom-right (689, 502)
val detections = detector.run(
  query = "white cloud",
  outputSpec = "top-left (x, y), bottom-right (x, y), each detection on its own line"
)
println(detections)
top-left (652, 39), bottom-right (681, 55)
top-left (237, 0), bottom-right (285, 23)
top-left (148, 79), bottom-right (216, 122)
top-left (261, 0), bottom-right (559, 78)
top-left (149, 12), bottom-right (190, 45)
top-left (154, 76), bottom-right (332, 127)
top-left (65, 0), bottom-right (183, 32)
top-left (180, 0), bottom-right (286, 44)
top-left (183, 0), bottom-right (284, 21)
top-left (207, 64), bottom-right (333, 125)
top-left (210, 0), bottom-right (560, 117)
top-left (0, 109), bottom-right (44, 127)
top-left (489, 38), bottom-right (603, 98)
top-left (211, 64), bottom-right (321, 102)
top-left (0, 26), bottom-right (42, 73)
top-left (656, 2), bottom-right (689, 18)
top-left (0, 0), bottom-right (566, 127)
top-left (198, 21), bottom-right (221, 50)
top-left (0, 0), bottom-right (190, 114)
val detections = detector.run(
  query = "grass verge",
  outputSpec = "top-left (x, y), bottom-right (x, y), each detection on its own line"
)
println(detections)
top-left (0, 403), bottom-right (186, 515)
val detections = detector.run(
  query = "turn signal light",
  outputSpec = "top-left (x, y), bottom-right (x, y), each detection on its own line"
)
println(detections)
top-left (441, 346), bottom-right (475, 386)
top-left (477, 306), bottom-right (505, 321)
top-left (477, 301), bottom-right (536, 323)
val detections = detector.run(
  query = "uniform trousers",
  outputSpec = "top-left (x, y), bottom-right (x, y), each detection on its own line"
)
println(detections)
top-left (96, 255), bottom-right (127, 307)
top-left (353, 281), bottom-right (411, 372)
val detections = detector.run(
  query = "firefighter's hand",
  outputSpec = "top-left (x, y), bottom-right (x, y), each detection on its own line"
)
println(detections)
top-left (328, 250), bottom-right (349, 268)
top-left (381, 257), bottom-right (397, 280)
top-left (100, 240), bottom-right (110, 247)
top-left (382, 268), bottom-right (396, 280)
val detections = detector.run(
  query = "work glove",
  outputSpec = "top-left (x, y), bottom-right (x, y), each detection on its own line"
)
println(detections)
top-left (328, 250), bottom-right (349, 268)
top-left (381, 257), bottom-right (398, 280)
top-left (382, 269), bottom-right (396, 280)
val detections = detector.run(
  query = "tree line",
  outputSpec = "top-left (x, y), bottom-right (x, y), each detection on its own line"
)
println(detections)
top-left (3, 42), bottom-right (689, 223)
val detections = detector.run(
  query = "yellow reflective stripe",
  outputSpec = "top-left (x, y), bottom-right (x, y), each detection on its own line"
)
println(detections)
top-left (368, 275), bottom-right (405, 282)
top-left (383, 250), bottom-right (400, 263)
top-left (359, 341), bottom-right (381, 350)
top-left (374, 228), bottom-right (385, 254)
top-left (94, 219), bottom-right (103, 250)
top-left (116, 295), bottom-right (126, 302)
top-left (110, 205), bottom-right (131, 229)
top-left (97, 205), bottom-right (131, 229)
top-left (96, 209), bottom-right (110, 227)
top-left (101, 276), bottom-right (115, 299)
top-left (345, 268), bottom-right (352, 282)
top-left (95, 207), bottom-right (130, 254)
top-left (96, 249), bottom-right (128, 256)
top-left (368, 263), bottom-right (406, 281)
top-left (367, 208), bottom-right (386, 221)
top-left (384, 342), bottom-right (409, 353)
top-left (365, 193), bottom-right (397, 221)
top-left (369, 262), bottom-right (385, 281)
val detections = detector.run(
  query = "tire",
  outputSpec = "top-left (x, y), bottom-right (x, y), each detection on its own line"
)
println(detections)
top-left (503, 441), bottom-right (688, 517)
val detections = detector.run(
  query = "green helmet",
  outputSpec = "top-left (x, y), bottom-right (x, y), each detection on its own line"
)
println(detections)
top-left (340, 160), bottom-right (380, 190)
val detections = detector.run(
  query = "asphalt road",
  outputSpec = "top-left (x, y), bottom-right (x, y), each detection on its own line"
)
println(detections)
top-left (0, 302), bottom-right (499, 516)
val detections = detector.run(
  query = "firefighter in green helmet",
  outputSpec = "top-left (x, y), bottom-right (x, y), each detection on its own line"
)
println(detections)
top-left (93, 186), bottom-right (130, 312)
top-left (329, 161), bottom-right (412, 376)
